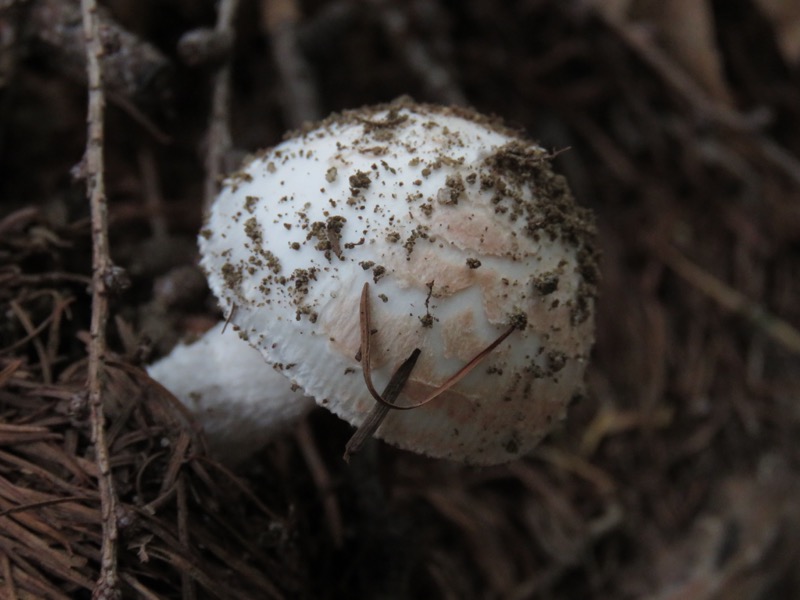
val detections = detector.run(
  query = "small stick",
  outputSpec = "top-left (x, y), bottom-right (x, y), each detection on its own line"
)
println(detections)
top-left (80, 0), bottom-right (120, 596)
top-left (0, 551), bottom-right (18, 600)
top-left (344, 348), bottom-right (421, 462)
top-left (0, 360), bottom-right (24, 387)
top-left (7, 300), bottom-right (51, 383)
top-left (366, 0), bottom-right (466, 105)
top-left (358, 282), bottom-right (386, 406)
top-left (295, 419), bottom-right (345, 546)
top-left (0, 496), bottom-right (93, 518)
top-left (137, 147), bottom-right (168, 240)
top-left (261, 0), bottom-right (321, 126)
top-left (596, 7), bottom-right (800, 187)
top-left (658, 244), bottom-right (800, 354)
top-left (221, 304), bottom-right (237, 334)
top-left (176, 476), bottom-right (196, 599)
top-left (203, 0), bottom-right (241, 214)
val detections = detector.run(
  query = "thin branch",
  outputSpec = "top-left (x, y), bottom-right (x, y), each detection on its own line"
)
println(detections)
top-left (657, 244), bottom-right (800, 354)
top-left (595, 7), bottom-right (800, 187)
top-left (358, 281), bottom-right (387, 406)
top-left (593, 7), bottom-right (757, 132)
top-left (175, 476), bottom-right (195, 600)
top-left (7, 300), bottom-right (52, 383)
top-left (203, 0), bottom-right (241, 214)
top-left (79, 0), bottom-right (120, 596)
top-left (0, 496), bottom-right (94, 518)
top-left (0, 360), bottom-right (24, 387)
top-left (0, 551), bottom-right (19, 600)
top-left (261, 0), bottom-right (322, 127)
top-left (366, 0), bottom-right (466, 105)
top-left (137, 146), bottom-right (168, 240)
top-left (345, 347), bottom-right (421, 462)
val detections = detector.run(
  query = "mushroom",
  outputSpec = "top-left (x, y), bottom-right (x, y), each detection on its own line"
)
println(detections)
top-left (150, 98), bottom-right (598, 465)
top-left (147, 321), bottom-right (315, 464)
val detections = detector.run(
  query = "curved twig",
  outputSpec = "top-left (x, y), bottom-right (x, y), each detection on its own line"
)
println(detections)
top-left (358, 282), bottom-right (387, 406)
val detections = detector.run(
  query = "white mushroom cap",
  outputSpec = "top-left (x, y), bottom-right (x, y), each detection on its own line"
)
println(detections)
top-left (147, 321), bottom-right (314, 463)
top-left (201, 99), bottom-right (598, 465)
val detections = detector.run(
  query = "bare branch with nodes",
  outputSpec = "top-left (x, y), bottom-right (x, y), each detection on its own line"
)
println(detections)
top-left (79, 0), bottom-right (121, 596)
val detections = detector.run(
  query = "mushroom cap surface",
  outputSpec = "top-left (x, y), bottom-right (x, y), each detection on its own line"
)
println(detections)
top-left (201, 99), bottom-right (598, 464)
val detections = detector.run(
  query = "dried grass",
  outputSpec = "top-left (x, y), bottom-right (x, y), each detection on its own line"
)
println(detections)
top-left (0, 355), bottom-right (300, 599)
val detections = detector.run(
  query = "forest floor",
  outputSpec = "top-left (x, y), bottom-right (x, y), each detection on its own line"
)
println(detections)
top-left (1, 1), bottom-right (799, 598)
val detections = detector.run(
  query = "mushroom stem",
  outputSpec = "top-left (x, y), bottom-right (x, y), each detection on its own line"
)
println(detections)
top-left (147, 322), bottom-right (315, 463)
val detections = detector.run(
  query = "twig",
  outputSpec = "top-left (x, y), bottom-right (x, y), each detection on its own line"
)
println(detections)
top-left (120, 574), bottom-right (162, 600)
top-left (0, 551), bottom-right (19, 600)
top-left (357, 281), bottom-right (389, 407)
top-left (0, 360), bottom-right (24, 387)
top-left (366, 0), bottom-right (466, 105)
top-left (177, 27), bottom-right (233, 68)
top-left (593, 8), bottom-right (757, 132)
top-left (0, 495), bottom-right (93, 518)
top-left (7, 300), bottom-right (53, 383)
top-left (295, 419), bottom-right (345, 546)
top-left (344, 347), bottom-right (421, 462)
top-left (657, 244), bottom-right (800, 355)
top-left (137, 147), bottom-right (168, 239)
top-left (79, 0), bottom-right (120, 596)
top-left (203, 0), bottom-right (240, 214)
top-left (412, 323), bottom-right (516, 407)
top-left (595, 7), bottom-right (800, 186)
top-left (261, 0), bottom-right (321, 126)
top-left (295, 0), bottom-right (357, 53)
top-left (175, 476), bottom-right (195, 600)
top-left (1, 293), bottom-right (73, 357)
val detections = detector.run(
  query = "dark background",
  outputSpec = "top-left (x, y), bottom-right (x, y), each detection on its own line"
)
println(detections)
top-left (1, 1), bottom-right (799, 598)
